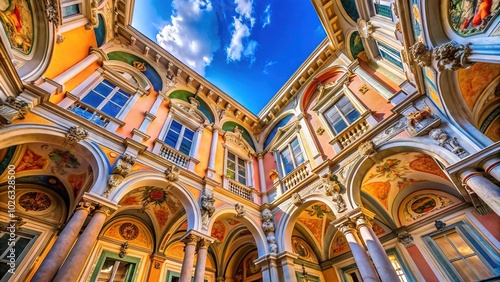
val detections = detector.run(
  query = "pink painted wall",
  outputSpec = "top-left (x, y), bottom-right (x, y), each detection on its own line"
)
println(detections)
top-left (472, 210), bottom-right (500, 242)
top-left (347, 75), bottom-right (393, 121)
top-left (406, 245), bottom-right (439, 282)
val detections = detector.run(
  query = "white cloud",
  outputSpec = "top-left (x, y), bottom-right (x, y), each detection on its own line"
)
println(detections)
top-left (234, 0), bottom-right (253, 20)
top-left (156, 0), bottom-right (220, 76)
top-left (263, 60), bottom-right (277, 74)
top-left (226, 0), bottom-right (258, 62)
top-left (262, 4), bottom-right (271, 28)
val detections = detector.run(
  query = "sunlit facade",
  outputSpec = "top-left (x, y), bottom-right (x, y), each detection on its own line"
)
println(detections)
top-left (0, 0), bottom-right (500, 282)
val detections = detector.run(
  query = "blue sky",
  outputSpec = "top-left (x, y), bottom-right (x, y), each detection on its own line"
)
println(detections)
top-left (132, 0), bottom-right (326, 114)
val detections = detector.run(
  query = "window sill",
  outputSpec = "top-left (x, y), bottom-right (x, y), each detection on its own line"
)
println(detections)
top-left (153, 139), bottom-right (199, 170)
top-left (65, 93), bottom-right (126, 128)
top-left (328, 113), bottom-right (371, 149)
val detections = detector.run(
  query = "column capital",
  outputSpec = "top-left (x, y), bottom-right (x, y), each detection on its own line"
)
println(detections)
top-left (75, 200), bottom-right (95, 212)
top-left (482, 158), bottom-right (500, 174)
top-left (355, 214), bottom-right (374, 228)
top-left (334, 218), bottom-right (357, 234)
top-left (94, 205), bottom-right (113, 217)
top-left (181, 234), bottom-right (200, 246)
top-left (89, 46), bottom-right (108, 61)
top-left (397, 231), bottom-right (415, 248)
top-left (197, 238), bottom-right (211, 250)
top-left (211, 124), bottom-right (221, 133)
top-left (460, 169), bottom-right (483, 184)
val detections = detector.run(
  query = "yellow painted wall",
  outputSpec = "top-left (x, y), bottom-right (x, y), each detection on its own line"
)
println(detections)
top-left (145, 99), bottom-right (170, 149)
top-left (116, 89), bottom-right (157, 138)
top-left (194, 128), bottom-right (211, 177)
top-left (44, 26), bottom-right (97, 79)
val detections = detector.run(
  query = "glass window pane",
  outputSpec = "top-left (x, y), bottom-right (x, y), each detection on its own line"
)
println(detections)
top-left (228, 152), bottom-right (236, 161)
top-left (179, 139), bottom-right (192, 155)
top-left (295, 152), bottom-right (305, 166)
top-left (94, 81), bottom-right (114, 96)
top-left (169, 120), bottom-right (182, 133)
top-left (0, 233), bottom-right (9, 256)
top-left (283, 162), bottom-right (294, 175)
top-left (333, 119), bottom-right (348, 133)
top-left (291, 138), bottom-right (299, 147)
top-left (62, 4), bottom-right (80, 18)
top-left (110, 92), bottom-right (130, 106)
top-left (451, 260), bottom-right (479, 281)
top-left (434, 236), bottom-right (460, 260)
top-left (183, 128), bottom-right (194, 141)
top-left (100, 102), bottom-right (122, 117)
top-left (98, 258), bottom-right (116, 281)
top-left (226, 170), bottom-right (235, 180)
top-left (227, 160), bottom-right (235, 171)
top-left (164, 130), bottom-right (180, 148)
top-left (466, 256), bottom-right (492, 279)
top-left (447, 232), bottom-right (474, 256)
top-left (82, 91), bottom-right (105, 108)
top-left (346, 109), bottom-right (360, 123)
top-left (237, 158), bottom-right (245, 167)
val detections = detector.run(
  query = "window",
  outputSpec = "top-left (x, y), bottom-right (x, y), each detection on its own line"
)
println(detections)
top-left (377, 42), bottom-right (404, 70)
top-left (61, 0), bottom-right (84, 19)
top-left (0, 231), bottom-right (36, 280)
top-left (226, 152), bottom-right (247, 184)
top-left (388, 254), bottom-right (409, 282)
top-left (164, 120), bottom-right (195, 156)
top-left (90, 251), bottom-right (139, 282)
top-left (280, 138), bottom-right (305, 175)
top-left (324, 96), bottom-right (361, 134)
top-left (375, 4), bottom-right (392, 19)
top-left (432, 230), bottom-right (492, 281)
top-left (81, 80), bottom-right (132, 118)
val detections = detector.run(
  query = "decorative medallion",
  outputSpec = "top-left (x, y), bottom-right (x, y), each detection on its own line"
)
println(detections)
top-left (49, 149), bottom-right (80, 174)
top-left (119, 223), bottom-right (139, 240)
top-left (133, 61), bottom-right (147, 72)
top-left (18, 192), bottom-right (52, 212)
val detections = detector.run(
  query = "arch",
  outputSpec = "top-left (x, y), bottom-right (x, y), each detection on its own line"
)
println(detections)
top-left (346, 30), bottom-right (366, 61)
top-left (106, 50), bottom-right (164, 92)
top-left (345, 139), bottom-right (460, 211)
top-left (275, 194), bottom-right (338, 256)
top-left (0, 0), bottom-right (56, 80)
top-left (300, 65), bottom-right (349, 111)
top-left (0, 124), bottom-right (109, 208)
top-left (221, 121), bottom-right (256, 150)
top-left (100, 215), bottom-right (155, 250)
top-left (208, 207), bottom-right (267, 257)
top-left (109, 171), bottom-right (200, 231)
top-left (94, 14), bottom-right (106, 47)
top-left (169, 89), bottom-right (216, 123)
top-left (262, 111), bottom-right (295, 149)
top-left (102, 60), bottom-right (152, 91)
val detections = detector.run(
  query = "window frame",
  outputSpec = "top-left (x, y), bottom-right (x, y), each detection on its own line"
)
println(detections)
top-left (0, 229), bottom-right (39, 282)
top-left (312, 84), bottom-right (369, 140)
top-left (81, 79), bottom-right (133, 119)
top-left (279, 137), bottom-right (306, 176)
top-left (225, 149), bottom-right (249, 186)
top-left (422, 221), bottom-right (500, 281)
top-left (59, 0), bottom-right (88, 33)
top-left (163, 119), bottom-right (197, 156)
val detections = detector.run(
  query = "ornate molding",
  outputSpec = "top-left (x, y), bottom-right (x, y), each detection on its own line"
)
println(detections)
top-left (261, 209), bottom-right (278, 254)
top-left (321, 172), bottom-right (347, 213)
top-left (358, 19), bottom-right (375, 39)
top-left (397, 231), bottom-right (415, 247)
top-left (45, 0), bottom-right (60, 26)
top-left (200, 189), bottom-right (215, 230)
top-left (291, 192), bottom-right (303, 207)
top-left (235, 203), bottom-right (246, 218)
top-left (409, 42), bottom-right (432, 67)
top-left (433, 41), bottom-right (471, 72)
top-left (182, 233), bottom-right (200, 246)
top-left (429, 128), bottom-right (468, 158)
top-left (165, 164), bottom-right (181, 182)
top-left (0, 96), bottom-right (31, 127)
top-left (358, 140), bottom-right (377, 157)
top-left (104, 154), bottom-right (137, 197)
top-left (63, 126), bottom-right (89, 147)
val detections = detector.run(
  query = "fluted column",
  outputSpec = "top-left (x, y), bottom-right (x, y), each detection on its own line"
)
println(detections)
top-left (31, 201), bottom-right (94, 282)
top-left (339, 220), bottom-right (380, 282)
top-left (194, 239), bottom-right (211, 282)
top-left (53, 206), bottom-right (112, 282)
top-left (483, 158), bottom-right (500, 183)
top-left (461, 169), bottom-right (500, 215)
top-left (356, 215), bottom-right (399, 282)
top-left (179, 233), bottom-right (200, 282)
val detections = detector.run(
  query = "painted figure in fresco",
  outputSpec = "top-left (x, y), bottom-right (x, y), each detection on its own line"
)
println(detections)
top-left (0, 0), bottom-right (32, 54)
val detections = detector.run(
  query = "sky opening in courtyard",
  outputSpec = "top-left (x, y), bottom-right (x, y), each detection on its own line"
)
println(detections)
top-left (132, 0), bottom-right (326, 114)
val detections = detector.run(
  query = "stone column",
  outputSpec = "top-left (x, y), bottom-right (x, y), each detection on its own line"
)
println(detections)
top-left (483, 158), bottom-right (500, 183)
top-left (54, 48), bottom-right (104, 85)
top-left (257, 154), bottom-right (269, 203)
top-left (194, 239), bottom-right (211, 282)
top-left (207, 126), bottom-right (219, 178)
top-left (461, 169), bottom-right (500, 215)
top-left (255, 254), bottom-right (279, 282)
top-left (277, 252), bottom-right (298, 282)
top-left (32, 201), bottom-right (94, 282)
top-left (179, 233), bottom-right (200, 282)
top-left (53, 206), bottom-right (112, 282)
top-left (356, 215), bottom-right (399, 282)
top-left (339, 220), bottom-right (380, 282)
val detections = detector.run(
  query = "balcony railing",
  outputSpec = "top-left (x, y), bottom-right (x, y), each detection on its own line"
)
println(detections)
top-left (281, 161), bottom-right (310, 192)
top-left (226, 178), bottom-right (253, 201)
top-left (159, 144), bottom-right (190, 168)
top-left (336, 118), bottom-right (370, 148)
top-left (68, 102), bottom-right (110, 127)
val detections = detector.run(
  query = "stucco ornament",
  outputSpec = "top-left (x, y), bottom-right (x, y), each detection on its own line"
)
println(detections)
top-left (321, 172), bottom-right (347, 213)
top-left (165, 164), bottom-right (181, 182)
top-left (429, 128), bottom-right (467, 157)
top-left (291, 192), bottom-right (303, 207)
top-left (45, 1), bottom-right (60, 26)
top-left (409, 42), bottom-right (432, 67)
top-left (358, 140), bottom-right (377, 157)
top-left (433, 41), bottom-right (471, 71)
top-left (358, 19), bottom-right (375, 39)
top-left (397, 231), bottom-right (415, 247)
top-left (200, 190), bottom-right (215, 230)
top-left (63, 126), bottom-right (89, 147)
top-left (104, 154), bottom-right (137, 197)
top-left (235, 203), bottom-right (246, 217)
top-left (261, 209), bottom-right (278, 253)
top-left (0, 96), bottom-right (30, 127)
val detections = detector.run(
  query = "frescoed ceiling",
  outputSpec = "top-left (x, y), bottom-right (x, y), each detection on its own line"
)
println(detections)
top-left (0, 143), bottom-right (93, 205)
top-left (458, 62), bottom-right (500, 110)
top-left (361, 152), bottom-right (453, 213)
top-left (295, 203), bottom-right (335, 252)
top-left (119, 186), bottom-right (184, 235)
